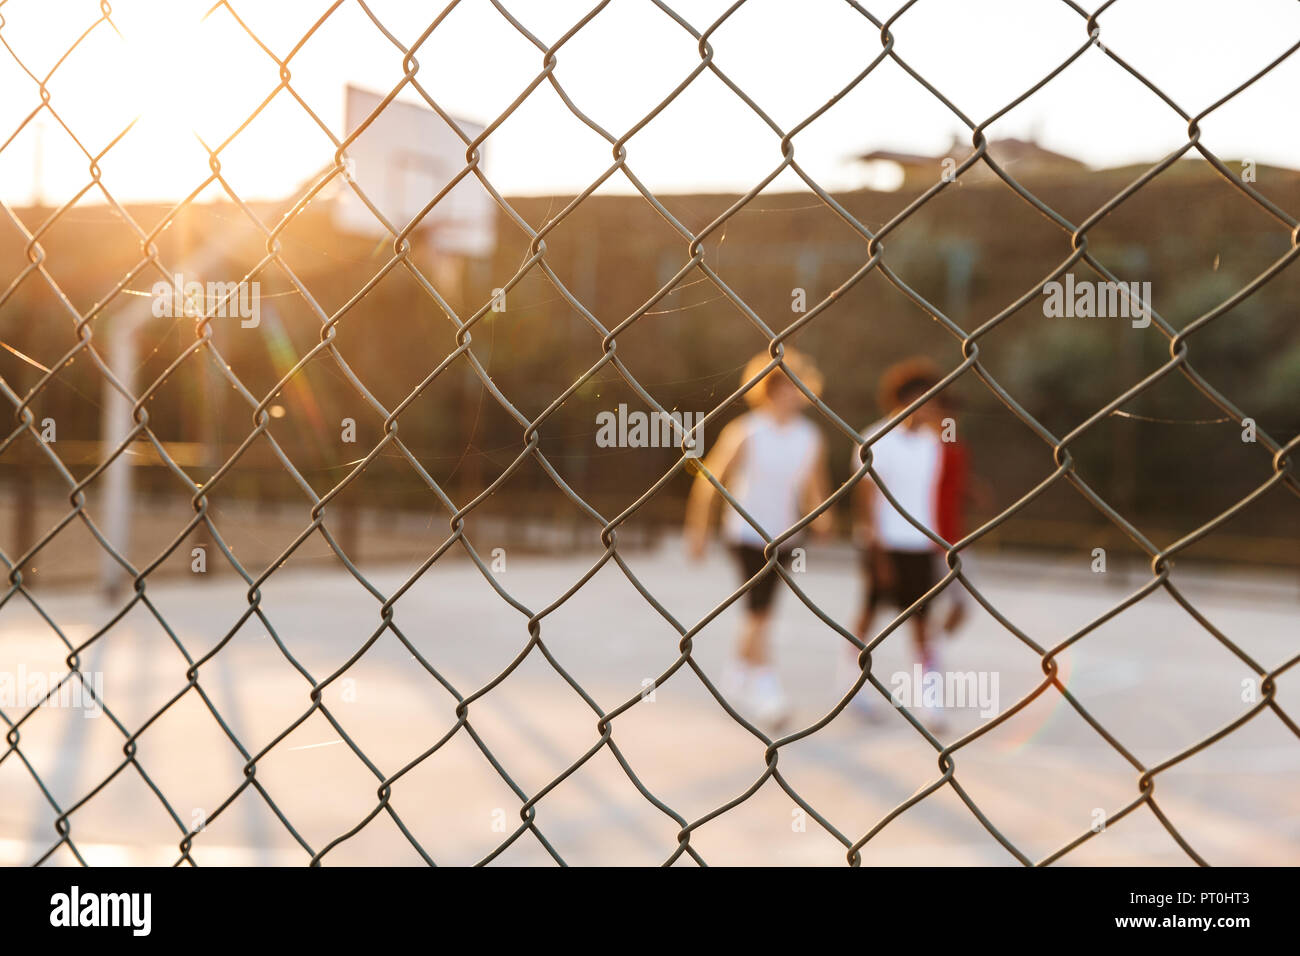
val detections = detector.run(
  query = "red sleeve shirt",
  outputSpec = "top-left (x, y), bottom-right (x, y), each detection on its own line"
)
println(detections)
top-left (935, 440), bottom-right (969, 545)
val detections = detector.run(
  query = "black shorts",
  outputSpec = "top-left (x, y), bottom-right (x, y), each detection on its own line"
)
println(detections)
top-left (860, 547), bottom-right (939, 620)
top-left (729, 544), bottom-right (793, 613)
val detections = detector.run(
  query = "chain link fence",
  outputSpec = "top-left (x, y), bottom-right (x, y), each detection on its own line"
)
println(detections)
top-left (0, 0), bottom-right (1297, 866)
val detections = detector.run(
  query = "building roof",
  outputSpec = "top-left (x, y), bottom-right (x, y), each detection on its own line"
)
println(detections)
top-left (857, 136), bottom-right (1088, 173)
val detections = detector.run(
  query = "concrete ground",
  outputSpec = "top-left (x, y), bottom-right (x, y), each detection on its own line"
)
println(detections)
top-left (1, 538), bottom-right (1297, 866)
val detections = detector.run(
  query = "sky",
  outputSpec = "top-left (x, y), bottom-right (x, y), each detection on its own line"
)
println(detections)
top-left (0, 0), bottom-right (1297, 210)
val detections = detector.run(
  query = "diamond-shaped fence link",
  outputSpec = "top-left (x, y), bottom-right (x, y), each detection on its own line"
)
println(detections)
top-left (0, 0), bottom-right (1296, 866)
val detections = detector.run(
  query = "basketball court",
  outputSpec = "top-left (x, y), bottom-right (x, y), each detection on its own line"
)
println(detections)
top-left (0, 0), bottom-right (1296, 880)
top-left (2, 541), bottom-right (1295, 866)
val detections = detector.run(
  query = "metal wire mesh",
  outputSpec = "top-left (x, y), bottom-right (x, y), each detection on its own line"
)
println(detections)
top-left (0, 0), bottom-right (1297, 867)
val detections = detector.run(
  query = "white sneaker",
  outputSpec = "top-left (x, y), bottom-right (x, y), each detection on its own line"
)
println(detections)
top-left (920, 704), bottom-right (949, 735)
top-left (848, 684), bottom-right (883, 722)
top-left (749, 668), bottom-right (791, 732)
top-left (917, 656), bottom-right (948, 733)
top-left (837, 647), bottom-right (876, 720)
top-left (844, 659), bottom-right (882, 721)
top-left (721, 661), bottom-right (751, 701)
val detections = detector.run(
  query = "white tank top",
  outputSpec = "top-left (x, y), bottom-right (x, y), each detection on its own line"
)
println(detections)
top-left (851, 418), bottom-right (941, 552)
top-left (723, 412), bottom-right (821, 547)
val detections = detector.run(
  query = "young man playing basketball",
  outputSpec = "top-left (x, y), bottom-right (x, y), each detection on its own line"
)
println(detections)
top-left (849, 358), bottom-right (966, 727)
top-left (685, 349), bottom-right (833, 732)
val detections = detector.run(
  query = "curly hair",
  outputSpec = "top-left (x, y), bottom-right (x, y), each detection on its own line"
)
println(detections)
top-left (740, 348), bottom-right (824, 407)
top-left (877, 356), bottom-right (944, 412)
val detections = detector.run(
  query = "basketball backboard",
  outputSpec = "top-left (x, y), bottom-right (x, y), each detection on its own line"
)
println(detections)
top-left (333, 85), bottom-right (496, 257)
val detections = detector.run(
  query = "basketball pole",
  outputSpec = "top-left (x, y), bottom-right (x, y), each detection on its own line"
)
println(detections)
top-left (98, 303), bottom-right (145, 601)
top-left (98, 240), bottom-right (224, 600)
